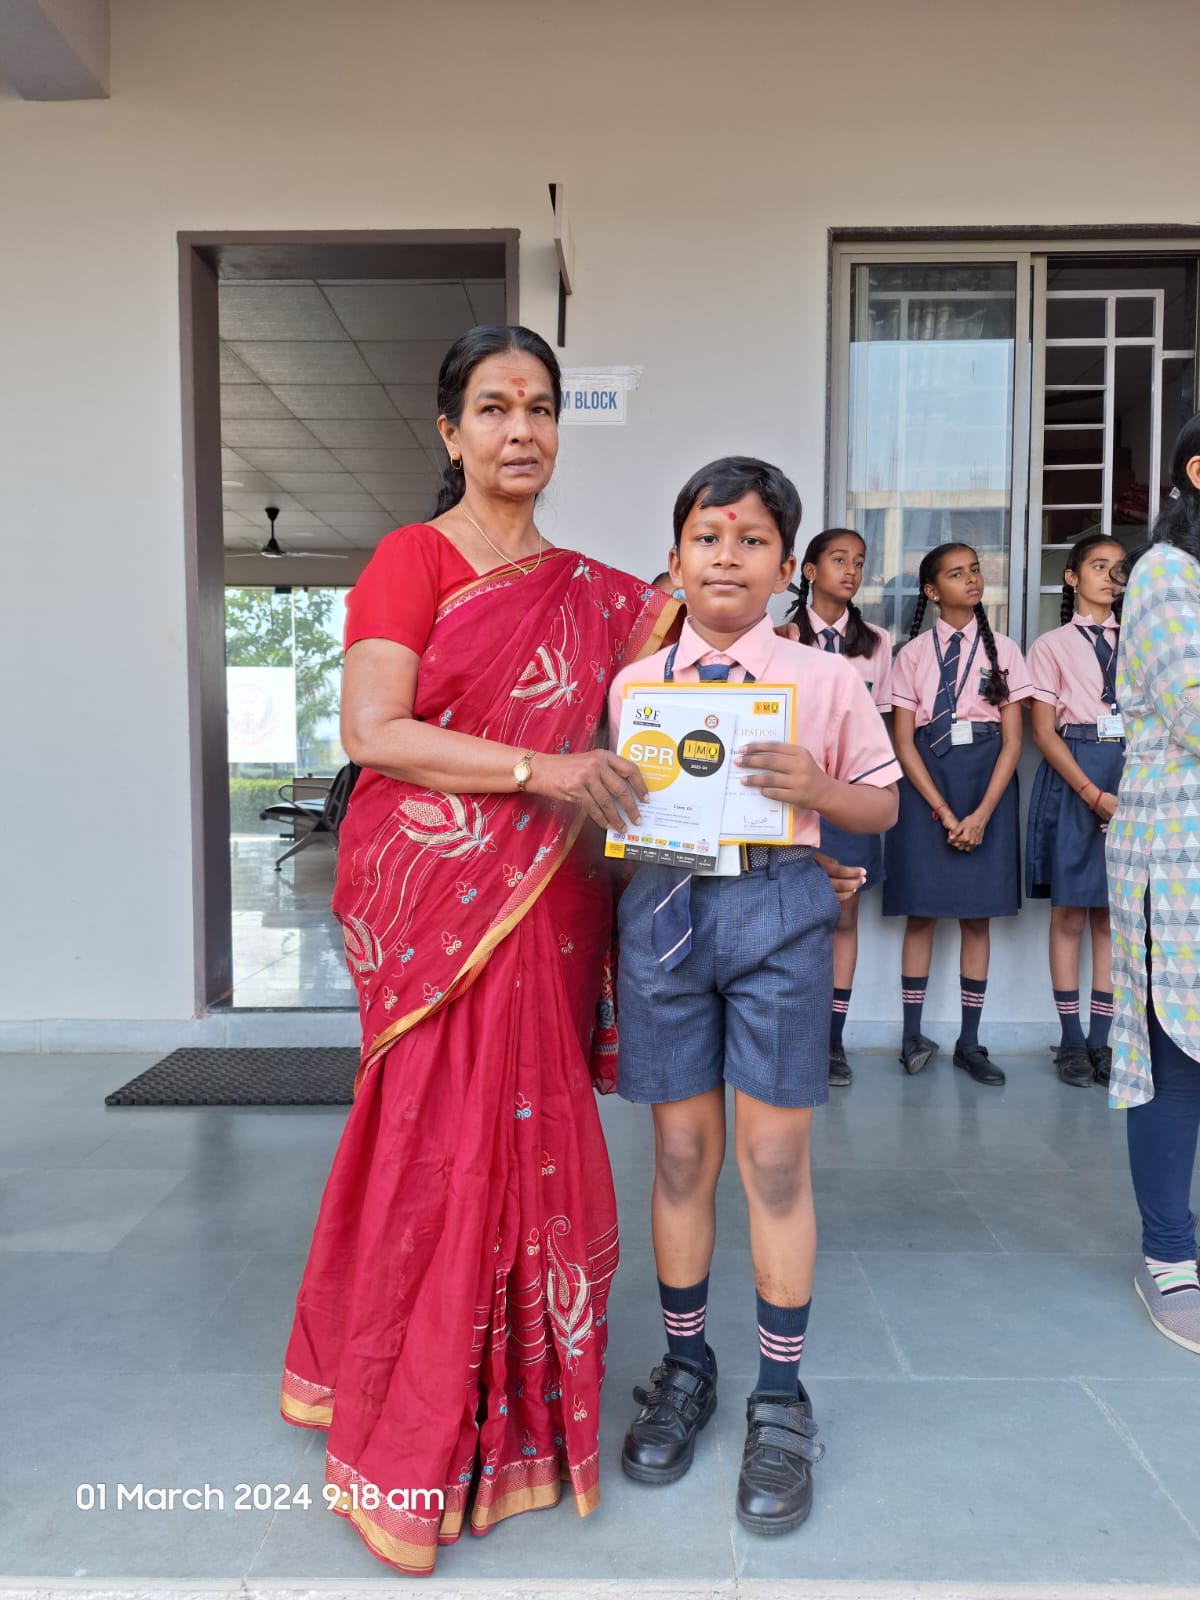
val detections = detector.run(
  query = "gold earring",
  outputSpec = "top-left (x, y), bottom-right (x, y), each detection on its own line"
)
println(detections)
top-left (450, 457), bottom-right (462, 471)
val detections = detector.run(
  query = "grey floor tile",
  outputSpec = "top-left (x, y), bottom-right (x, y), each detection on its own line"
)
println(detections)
top-left (84, 1105), bottom-right (345, 1171)
top-left (0, 1105), bottom-right (129, 1169)
top-left (0, 1056), bottom-right (159, 1107)
top-left (859, 1250), bottom-right (1200, 1379)
top-left (951, 1165), bottom-right (1144, 1253)
top-left (0, 1167), bottom-right (189, 1252)
top-left (812, 1104), bottom-right (1072, 1171)
top-left (182, 1250), bottom-right (308, 1375)
top-left (0, 1369), bottom-right (316, 1578)
top-left (1088, 1380), bottom-right (1200, 1523)
top-left (803, 1168), bottom-right (1003, 1254)
top-left (714, 1378), bottom-right (1200, 1582)
top-left (112, 1158), bottom-right (326, 1254)
top-left (0, 1250), bottom-right (252, 1372)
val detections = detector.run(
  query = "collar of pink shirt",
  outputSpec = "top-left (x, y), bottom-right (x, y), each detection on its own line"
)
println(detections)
top-left (934, 614), bottom-right (979, 647)
top-left (1071, 609), bottom-right (1118, 634)
top-left (807, 604), bottom-right (847, 640)
top-left (672, 613), bottom-right (777, 679)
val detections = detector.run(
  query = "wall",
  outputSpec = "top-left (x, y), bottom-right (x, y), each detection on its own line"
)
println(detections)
top-left (2, 0), bottom-right (1196, 1039)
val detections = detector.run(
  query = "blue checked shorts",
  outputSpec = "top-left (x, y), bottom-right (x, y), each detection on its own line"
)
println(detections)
top-left (615, 852), bottom-right (840, 1108)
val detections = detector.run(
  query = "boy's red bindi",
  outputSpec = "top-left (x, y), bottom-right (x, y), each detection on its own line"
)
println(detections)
top-left (725, 510), bottom-right (736, 520)
top-left (516, 388), bottom-right (526, 397)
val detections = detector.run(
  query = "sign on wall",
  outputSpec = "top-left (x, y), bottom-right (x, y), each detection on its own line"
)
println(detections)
top-left (559, 366), bottom-right (642, 426)
top-left (227, 666), bottom-right (297, 764)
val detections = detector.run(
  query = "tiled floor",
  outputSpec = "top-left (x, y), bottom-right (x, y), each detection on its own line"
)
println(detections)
top-left (230, 835), bottom-right (352, 1009)
top-left (2, 1048), bottom-right (1199, 1587)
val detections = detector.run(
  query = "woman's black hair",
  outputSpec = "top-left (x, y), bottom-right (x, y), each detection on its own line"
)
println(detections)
top-left (429, 324), bottom-right (562, 517)
top-left (672, 456), bottom-right (802, 558)
top-left (908, 541), bottom-right (1009, 706)
top-left (786, 528), bottom-right (877, 658)
top-left (1118, 410), bottom-right (1200, 582)
top-left (1059, 533), bottom-right (1126, 627)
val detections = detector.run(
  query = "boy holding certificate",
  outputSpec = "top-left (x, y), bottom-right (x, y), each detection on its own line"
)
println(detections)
top-left (608, 457), bottom-right (899, 1533)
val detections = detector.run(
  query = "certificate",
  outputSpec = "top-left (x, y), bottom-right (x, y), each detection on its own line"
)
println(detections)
top-left (619, 683), bottom-right (796, 845)
top-left (604, 694), bottom-right (737, 869)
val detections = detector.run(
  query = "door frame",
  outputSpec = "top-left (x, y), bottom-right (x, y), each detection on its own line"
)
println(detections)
top-left (178, 229), bottom-right (520, 1014)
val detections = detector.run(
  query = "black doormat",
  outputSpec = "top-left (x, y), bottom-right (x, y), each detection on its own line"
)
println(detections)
top-left (104, 1047), bottom-right (359, 1107)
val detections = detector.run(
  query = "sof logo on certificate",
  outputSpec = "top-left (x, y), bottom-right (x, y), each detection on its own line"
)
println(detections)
top-left (605, 698), bottom-right (733, 870)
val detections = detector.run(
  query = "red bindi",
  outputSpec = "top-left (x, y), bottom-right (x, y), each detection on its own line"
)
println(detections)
top-left (726, 511), bottom-right (736, 521)
top-left (516, 388), bottom-right (526, 397)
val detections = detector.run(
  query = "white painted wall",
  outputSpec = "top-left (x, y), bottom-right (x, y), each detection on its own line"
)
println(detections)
top-left (2, 0), bottom-right (1195, 1037)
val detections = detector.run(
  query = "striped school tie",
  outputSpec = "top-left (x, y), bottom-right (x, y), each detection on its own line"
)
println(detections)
top-left (650, 659), bottom-right (734, 972)
top-left (1088, 624), bottom-right (1117, 705)
top-left (927, 631), bottom-right (963, 758)
top-left (821, 628), bottom-right (840, 653)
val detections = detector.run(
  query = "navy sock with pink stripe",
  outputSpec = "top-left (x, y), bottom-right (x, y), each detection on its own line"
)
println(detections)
top-left (1054, 988), bottom-right (1086, 1048)
top-left (901, 975), bottom-right (928, 1037)
top-left (830, 988), bottom-right (852, 1049)
top-left (755, 1292), bottom-right (810, 1395)
top-left (959, 976), bottom-right (987, 1049)
top-left (1088, 990), bottom-right (1114, 1049)
top-left (658, 1276), bottom-right (710, 1368)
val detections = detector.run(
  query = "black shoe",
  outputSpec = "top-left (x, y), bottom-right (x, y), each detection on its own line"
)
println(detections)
top-left (736, 1384), bottom-right (824, 1534)
top-left (899, 1032), bottom-right (938, 1075)
top-left (953, 1040), bottom-right (1006, 1085)
top-left (828, 1043), bottom-right (852, 1087)
top-left (1056, 1043), bottom-right (1095, 1088)
top-left (621, 1347), bottom-right (717, 1484)
top-left (1089, 1044), bottom-right (1112, 1087)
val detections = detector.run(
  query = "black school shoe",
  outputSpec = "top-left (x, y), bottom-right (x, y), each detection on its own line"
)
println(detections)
top-left (621, 1347), bottom-right (718, 1484)
top-left (828, 1043), bottom-right (852, 1087)
top-left (1090, 1045), bottom-right (1113, 1087)
top-left (1056, 1043), bottom-right (1095, 1088)
top-left (953, 1041), bottom-right (1006, 1085)
top-left (900, 1032), bottom-right (939, 1075)
top-left (736, 1383), bottom-right (825, 1534)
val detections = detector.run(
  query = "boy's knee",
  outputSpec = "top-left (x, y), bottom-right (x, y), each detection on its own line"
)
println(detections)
top-left (960, 917), bottom-right (989, 938)
top-left (1057, 905), bottom-right (1087, 936)
top-left (655, 1128), bottom-right (716, 1203)
top-left (740, 1136), bottom-right (810, 1214)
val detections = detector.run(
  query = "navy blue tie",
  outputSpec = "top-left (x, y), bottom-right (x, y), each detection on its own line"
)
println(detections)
top-left (821, 628), bottom-right (840, 653)
top-left (650, 661), bottom-right (733, 972)
top-left (1088, 624), bottom-right (1117, 706)
top-left (927, 631), bottom-right (963, 758)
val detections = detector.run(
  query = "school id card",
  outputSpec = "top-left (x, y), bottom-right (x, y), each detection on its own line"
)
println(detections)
top-left (604, 693), bottom-right (736, 870)
top-left (611, 683), bottom-right (796, 849)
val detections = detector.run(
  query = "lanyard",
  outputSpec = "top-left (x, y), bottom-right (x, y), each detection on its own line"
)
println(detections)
top-left (931, 627), bottom-right (982, 718)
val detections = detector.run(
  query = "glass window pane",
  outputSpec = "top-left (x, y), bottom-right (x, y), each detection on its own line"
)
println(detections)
top-left (1045, 296), bottom-right (1105, 340)
top-left (1115, 296), bottom-right (1155, 338)
top-left (1045, 344), bottom-right (1106, 388)
top-left (845, 263), bottom-right (1016, 644)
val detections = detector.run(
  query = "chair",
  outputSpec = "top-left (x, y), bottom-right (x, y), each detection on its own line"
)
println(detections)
top-left (259, 774), bottom-right (339, 871)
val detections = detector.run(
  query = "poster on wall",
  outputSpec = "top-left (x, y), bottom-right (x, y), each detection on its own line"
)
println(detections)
top-left (226, 666), bottom-right (298, 764)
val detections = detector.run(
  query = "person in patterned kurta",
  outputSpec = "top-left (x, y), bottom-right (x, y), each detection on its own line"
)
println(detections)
top-left (1107, 410), bottom-right (1200, 1355)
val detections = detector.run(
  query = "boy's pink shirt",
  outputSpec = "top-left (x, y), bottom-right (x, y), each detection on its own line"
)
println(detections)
top-left (891, 616), bottom-right (1033, 727)
top-left (804, 605), bottom-right (893, 708)
top-left (1026, 613), bottom-right (1121, 724)
top-left (608, 614), bottom-right (901, 846)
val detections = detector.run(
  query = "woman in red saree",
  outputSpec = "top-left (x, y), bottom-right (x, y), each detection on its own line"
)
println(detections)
top-left (280, 326), bottom-right (676, 1574)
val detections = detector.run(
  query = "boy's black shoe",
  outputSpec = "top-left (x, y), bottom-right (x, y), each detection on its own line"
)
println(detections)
top-left (953, 1041), bottom-right (1006, 1085)
top-left (899, 1032), bottom-right (938, 1075)
top-left (1090, 1044), bottom-right (1113, 1087)
top-left (828, 1043), bottom-right (852, 1087)
top-left (736, 1383), bottom-right (824, 1534)
top-left (620, 1346), bottom-right (718, 1484)
top-left (1056, 1044), bottom-right (1094, 1087)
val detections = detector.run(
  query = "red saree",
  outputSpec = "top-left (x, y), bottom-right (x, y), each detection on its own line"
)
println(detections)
top-left (280, 547), bottom-right (675, 1574)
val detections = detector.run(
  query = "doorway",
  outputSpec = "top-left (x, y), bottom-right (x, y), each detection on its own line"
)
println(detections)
top-left (179, 232), bottom-right (520, 1014)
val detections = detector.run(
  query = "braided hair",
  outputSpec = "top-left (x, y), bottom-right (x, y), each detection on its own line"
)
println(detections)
top-left (1120, 410), bottom-right (1200, 582)
top-left (1060, 533), bottom-right (1126, 627)
top-left (428, 325), bottom-right (563, 517)
top-left (908, 542), bottom-right (1009, 706)
top-left (786, 528), bottom-right (877, 658)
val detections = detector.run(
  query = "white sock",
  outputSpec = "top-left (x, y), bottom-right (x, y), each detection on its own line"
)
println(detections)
top-left (1146, 1257), bottom-right (1200, 1296)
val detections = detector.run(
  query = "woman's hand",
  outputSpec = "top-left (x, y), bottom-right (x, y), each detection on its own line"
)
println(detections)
top-left (526, 750), bottom-right (648, 831)
top-left (737, 742), bottom-right (829, 808)
top-left (934, 802), bottom-right (959, 838)
top-left (813, 852), bottom-right (867, 903)
top-left (948, 809), bottom-right (988, 851)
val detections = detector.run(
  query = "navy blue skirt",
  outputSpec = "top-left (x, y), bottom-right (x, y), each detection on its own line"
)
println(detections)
top-left (818, 819), bottom-right (884, 890)
top-left (882, 723), bottom-right (1020, 920)
top-left (1026, 735), bottom-right (1125, 907)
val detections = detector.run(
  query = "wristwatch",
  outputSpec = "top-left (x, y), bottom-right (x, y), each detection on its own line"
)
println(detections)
top-left (513, 751), bottom-right (536, 791)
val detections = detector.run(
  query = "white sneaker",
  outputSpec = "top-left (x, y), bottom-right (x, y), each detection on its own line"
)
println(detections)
top-left (1134, 1264), bottom-right (1200, 1354)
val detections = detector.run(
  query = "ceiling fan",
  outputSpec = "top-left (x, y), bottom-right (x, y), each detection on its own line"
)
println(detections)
top-left (227, 505), bottom-right (350, 561)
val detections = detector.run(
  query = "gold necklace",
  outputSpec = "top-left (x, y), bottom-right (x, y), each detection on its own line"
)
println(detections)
top-left (460, 508), bottom-right (544, 577)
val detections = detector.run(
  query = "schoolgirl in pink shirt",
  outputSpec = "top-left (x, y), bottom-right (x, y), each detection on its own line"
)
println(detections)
top-left (883, 542), bottom-right (1033, 1085)
top-left (1025, 534), bottom-right (1126, 1088)
top-left (788, 527), bottom-right (894, 1088)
